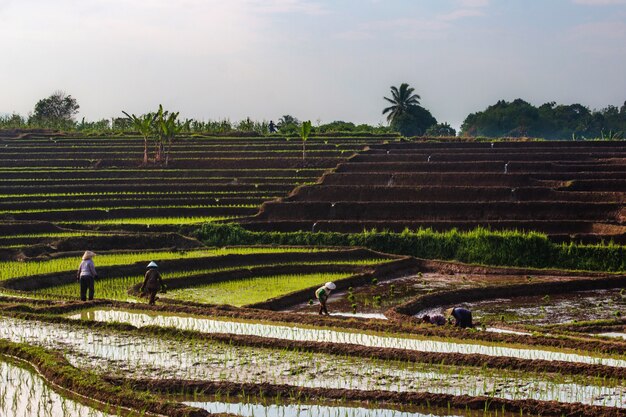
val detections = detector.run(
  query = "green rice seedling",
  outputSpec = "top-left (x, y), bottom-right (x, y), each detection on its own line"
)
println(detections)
top-left (165, 272), bottom-right (350, 306)
top-left (0, 247), bottom-right (329, 282)
top-left (66, 216), bottom-right (236, 225)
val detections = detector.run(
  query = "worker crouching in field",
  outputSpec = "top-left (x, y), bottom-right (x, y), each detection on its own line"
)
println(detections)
top-left (76, 251), bottom-right (97, 301)
top-left (140, 261), bottom-right (165, 305)
top-left (422, 314), bottom-right (447, 326)
top-left (446, 307), bottom-right (473, 328)
top-left (315, 282), bottom-right (336, 315)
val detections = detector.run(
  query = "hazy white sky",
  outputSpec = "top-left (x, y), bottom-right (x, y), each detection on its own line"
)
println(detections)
top-left (1, 0), bottom-right (625, 129)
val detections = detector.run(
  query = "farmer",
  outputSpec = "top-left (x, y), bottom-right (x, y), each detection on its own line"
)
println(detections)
top-left (422, 314), bottom-right (447, 326)
top-left (76, 251), bottom-right (97, 301)
top-left (140, 261), bottom-right (165, 305)
top-left (269, 120), bottom-right (277, 133)
top-left (315, 281), bottom-right (336, 315)
top-left (446, 307), bottom-right (473, 328)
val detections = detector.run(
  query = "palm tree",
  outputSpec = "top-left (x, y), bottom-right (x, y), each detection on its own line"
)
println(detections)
top-left (382, 83), bottom-right (421, 124)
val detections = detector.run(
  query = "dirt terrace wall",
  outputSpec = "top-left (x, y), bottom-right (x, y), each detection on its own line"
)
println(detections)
top-left (112, 378), bottom-right (626, 417)
top-left (254, 201), bottom-right (619, 221)
top-left (323, 172), bottom-right (622, 187)
top-left (287, 185), bottom-right (626, 203)
top-left (369, 140), bottom-right (626, 150)
top-left (0, 183), bottom-right (294, 195)
top-left (3, 206), bottom-right (257, 222)
top-left (0, 157), bottom-right (343, 169)
top-left (239, 219), bottom-right (620, 235)
top-left (0, 168), bottom-right (322, 180)
top-left (0, 221), bottom-right (63, 235)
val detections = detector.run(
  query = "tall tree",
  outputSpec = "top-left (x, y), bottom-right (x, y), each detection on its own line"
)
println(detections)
top-left (383, 83), bottom-right (437, 137)
top-left (31, 91), bottom-right (79, 128)
top-left (382, 83), bottom-right (421, 124)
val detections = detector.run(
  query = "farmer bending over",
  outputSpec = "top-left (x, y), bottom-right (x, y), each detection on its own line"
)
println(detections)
top-left (315, 282), bottom-right (336, 315)
top-left (446, 307), bottom-right (473, 328)
top-left (422, 314), bottom-right (446, 326)
top-left (140, 261), bottom-right (165, 305)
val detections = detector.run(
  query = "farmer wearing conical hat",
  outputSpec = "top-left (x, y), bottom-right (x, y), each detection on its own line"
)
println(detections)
top-left (140, 261), bottom-right (165, 305)
top-left (315, 282), bottom-right (336, 316)
top-left (76, 251), bottom-right (97, 301)
top-left (446, 307), bottom-right (473, 328)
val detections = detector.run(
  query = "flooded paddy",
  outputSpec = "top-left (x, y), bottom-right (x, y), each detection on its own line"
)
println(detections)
top-left (287, 272), bottom-right (584, 317)
top-left (0, 356), bottom-right (121, 417)
top-left (420, 289), bottom-right (626, 326)
top-left (183, 398), bottom-right (531, 417)
top-left (69, 308), bottom-right (626, 366)
top-left (1, 316), bottom-right (626, 407)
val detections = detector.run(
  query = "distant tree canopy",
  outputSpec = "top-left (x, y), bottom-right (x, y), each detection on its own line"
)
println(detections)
top-left (425, 122), bottom-right (456, 137)
top-left (383, 83), bottom-right (437, 137)
top-left (461, 99), bottom-right (626, 139)
top-left (30, 91), bottom-right (79, 128)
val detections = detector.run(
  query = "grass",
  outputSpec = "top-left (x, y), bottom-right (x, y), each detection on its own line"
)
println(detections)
top-left (0, 205), bottom-right (256, 214)
top-left (164, 272), bottom-right (350, 306)
top-left (0, 247), bottom-right (329, 282)
top-left (34, 259), bottom-right (387, 301)
top-left (0, 231), bottom-right (111, 240)
top-left (62, 216), bottom-right (237, 225)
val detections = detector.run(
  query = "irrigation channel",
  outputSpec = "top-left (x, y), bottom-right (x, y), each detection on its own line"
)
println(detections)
top-left (1, 314), bottom-right (626, 409)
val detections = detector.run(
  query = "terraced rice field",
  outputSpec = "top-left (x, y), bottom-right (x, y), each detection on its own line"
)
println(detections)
top-left (0, 134), bottom-right (394, 259)
top-left (2, 134), bottom-right (626, 416)
top-left (242, 140), bottom-right (626, 243)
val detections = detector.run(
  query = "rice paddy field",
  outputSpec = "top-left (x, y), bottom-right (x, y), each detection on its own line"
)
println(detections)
top-left (1, 132), bottom-right (626, 417)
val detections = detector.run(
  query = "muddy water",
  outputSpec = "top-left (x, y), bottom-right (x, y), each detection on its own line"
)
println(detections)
top-left (70, 309), bottom-right (626, 367)
top-left (422, 289), bottom-right (626, 326)
top-left (184, 400), bottom-right (523, 417)
top-left (289, 273), bottom-right (577, 317)
top-left (597, 333), bottom-right (626, 339)
top-left (0, 356), bottom-right (121, 417)
top-left (1, 317), bottom-right (626, 407)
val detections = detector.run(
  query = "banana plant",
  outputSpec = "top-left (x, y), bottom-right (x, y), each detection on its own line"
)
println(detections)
top-left (155, 105), bottom-right (190, 166)
top-left (122, 111), bottom-right (155, 165)
top-left (300, 120), bottom-right (312, 160)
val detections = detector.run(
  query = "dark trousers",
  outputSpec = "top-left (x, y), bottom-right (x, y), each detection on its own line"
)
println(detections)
top-left (80, 275), bottom-right (94, 301)
top-left (318, 299), bottom-right (328, 315)
top-left (147, 289), bottom-right (158, 305)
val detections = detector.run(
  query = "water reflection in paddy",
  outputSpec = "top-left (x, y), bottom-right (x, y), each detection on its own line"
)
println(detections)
top-left (70, 308), bottom-right (626, 367)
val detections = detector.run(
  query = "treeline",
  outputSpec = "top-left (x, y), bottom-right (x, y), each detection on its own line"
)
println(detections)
top-left (0, 112), bottom-right (394, 136)
top-left (3, 90), bottom-right (625, 139)
top-left (461, 99), bottom-right (626, 140)
top-left (195, 223), bottom-right (626, 273)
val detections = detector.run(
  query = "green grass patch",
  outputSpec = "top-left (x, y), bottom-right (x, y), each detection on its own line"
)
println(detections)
top-left (0, 247), bottom-right (328, 282)
top-left (63, 216), bottom-right (236, 226)
top-left (196, 223), bottom-right (626, 273)
top-left (165, 272), bottom-right (350, 306)
top-left (32, 259), bottom-right (386, 301)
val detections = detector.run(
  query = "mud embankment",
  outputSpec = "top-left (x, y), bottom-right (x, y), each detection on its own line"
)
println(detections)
top-left (110, 378), bottom-right (626, 417)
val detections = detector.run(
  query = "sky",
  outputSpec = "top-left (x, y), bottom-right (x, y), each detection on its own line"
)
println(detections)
top-left (1, 0), bottom-right (625, 130)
